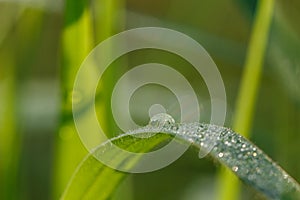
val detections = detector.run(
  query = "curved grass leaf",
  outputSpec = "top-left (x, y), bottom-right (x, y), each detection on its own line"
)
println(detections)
top-left (61, 122), bottom-right (300, 200)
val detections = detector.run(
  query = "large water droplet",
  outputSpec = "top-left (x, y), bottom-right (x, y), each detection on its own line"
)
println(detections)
top-left (148, 113), bottom-right (175, 129)
top-left (132, 113), bottom-right (176, 139)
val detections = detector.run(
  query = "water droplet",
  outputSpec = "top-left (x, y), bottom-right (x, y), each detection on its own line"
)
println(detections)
top-left (248, 174), bottom-right (255, 180)
top-left (218, 152), bottom-right (224, 158)
top-left (253, 152), bottom-right (257, 157)
top-left (148, 113), bottom-right (175, 129)
top-left (232, 166), bottom-right (239, 172)
top-left (188, 138), bottom-right (194, 143)
top-left (256, 167), bottom-right (261, 174)
top-left (224, 141), bottom-right (231, 146)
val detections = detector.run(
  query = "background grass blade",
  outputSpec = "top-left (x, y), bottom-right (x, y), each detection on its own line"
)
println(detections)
top-left (92, 0), bottom-right (125, 138)
top-left (0, 48), bottom-right (18, 200)
top-left (62, 122), bottom-right (300, 200)
top-left (53, 0), bottom-right (93, 198)
top-left (55, 0), bottom-right (124, 197)
top-left (217, 0), bottom-right (275, 199)
top-left (0, 8), bottom-right (46, 199)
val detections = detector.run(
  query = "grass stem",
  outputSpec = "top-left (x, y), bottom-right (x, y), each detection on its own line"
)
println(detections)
top-left (216, 0), bottom-right (275, 199)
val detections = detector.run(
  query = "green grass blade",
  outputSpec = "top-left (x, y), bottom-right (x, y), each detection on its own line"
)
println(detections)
top-left (233, 0), bottom-right (274, 136)
top-left (61, 123), bottom-right (300, 200)
top-left (61, 134), bottom-right (170, 200)
top-left (55, 0), bottom-right (125, 197)
top-left (92, 0), bottom-right (125, 138)
top-left (0, 50), bottom-right (18, 200)
top-left (0, 8), bottom-right (44, 199)
top-left (53, 0), bottom-right (93, 198)
top-left (217, 0), bottom-right (275, 199)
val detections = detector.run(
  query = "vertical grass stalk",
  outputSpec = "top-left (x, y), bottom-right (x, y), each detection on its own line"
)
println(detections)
top-left (217, 0), bottom-right (275, 199)
top-left (92, 1), bottom-right (133, 199)
top-left (92, 0), bottom-right (121, 137)
top-left (0, 53), bottom-right (18, 200)
top-left (53, 1), bottom-right (93, 198)
top-left (55, 0), bottom-right (125, 198)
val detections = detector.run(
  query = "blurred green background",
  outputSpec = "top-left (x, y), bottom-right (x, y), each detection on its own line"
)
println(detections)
top-left (0, 0), bottom-right (299, 199)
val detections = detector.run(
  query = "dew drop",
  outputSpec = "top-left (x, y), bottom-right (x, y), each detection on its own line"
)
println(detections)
top-left (224, 141), bottom-right (231, 146)
top-left (232, 166), bottom-right (239, 172)
top-left (188, 138), bottom-right (194, 143)
top-left (256, 167), bottom-right (261, 174)
top-left (148, 113), bottom-right (175, 129)
top-left (218, 152), bottom-right (224, 158)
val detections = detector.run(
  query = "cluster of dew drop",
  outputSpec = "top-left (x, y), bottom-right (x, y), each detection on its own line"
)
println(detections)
top-left (126, 113), bottom-right (300, 199)
top-left (209, 127), bottom-right (298, 199)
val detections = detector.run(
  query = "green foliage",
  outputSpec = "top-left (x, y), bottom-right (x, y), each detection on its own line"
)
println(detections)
top-left (54, 1), bottom-right (93, 198)
top-left (55, 0), bottom-right (124, 198)
top-left (1, 0), bottom-right (300, 199)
